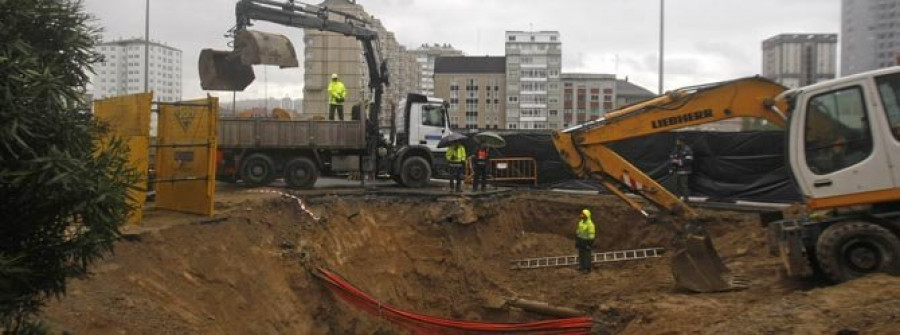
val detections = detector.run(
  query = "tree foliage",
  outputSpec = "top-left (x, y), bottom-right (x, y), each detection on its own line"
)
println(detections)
top-left (0, 0), bottom-right (138, 332)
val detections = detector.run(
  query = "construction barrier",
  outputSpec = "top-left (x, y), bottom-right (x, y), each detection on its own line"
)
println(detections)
top-left (315, 267), bottom-right (593, 334)
top-left (153, 98), bottom-right (218, 216)
top-left (93, 93), bottom-right (153, 226)
top-left (466, 157), bottom-right (539, 186)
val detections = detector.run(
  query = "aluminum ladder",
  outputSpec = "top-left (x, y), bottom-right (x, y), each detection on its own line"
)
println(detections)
top-left (510, 247), bottom-right (666, 270)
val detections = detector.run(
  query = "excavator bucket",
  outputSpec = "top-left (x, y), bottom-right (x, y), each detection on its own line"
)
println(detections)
top-left (198, 30), bottom-right (298, 91)
top-left (198, 49), bottom-right (255, 91)
top-left (671, 232), bottom-right (749, 293)
top-left (234, 30), bottom-right (299, 68)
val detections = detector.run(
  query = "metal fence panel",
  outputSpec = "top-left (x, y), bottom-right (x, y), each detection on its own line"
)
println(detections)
top-left (93, 93), bottom-right (153, 226)
top-left (154, 98), bottom-right (217, 216)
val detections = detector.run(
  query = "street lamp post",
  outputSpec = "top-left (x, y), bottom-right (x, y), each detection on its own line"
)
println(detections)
top-left (144, 0), bottom-right (149, 93)
top-left (659, 0), bottom-right (665, 95)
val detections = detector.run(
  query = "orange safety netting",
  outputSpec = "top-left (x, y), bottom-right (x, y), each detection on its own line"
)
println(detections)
top-left (315, 267), bottom-right (594, 334)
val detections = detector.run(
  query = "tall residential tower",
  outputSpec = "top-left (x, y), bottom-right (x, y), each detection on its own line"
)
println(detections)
top-left (842, 0), bottom-right (900, 75)
top-left (762, 34), bottom-right (837, 89)
top-left (91, 38), bottom-right (182, 102)
top-left (413, 44), bottom-right (464, 96)
top-left (505, 31), bottom-right (562, 129)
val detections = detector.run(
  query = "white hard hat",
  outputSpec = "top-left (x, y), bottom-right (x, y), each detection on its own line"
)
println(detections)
top-left (331, 73), bottom-right (339, 79)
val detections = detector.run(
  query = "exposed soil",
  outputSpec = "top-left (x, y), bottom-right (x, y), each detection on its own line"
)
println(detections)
top-left (42, 188), bottom-right (900, 334)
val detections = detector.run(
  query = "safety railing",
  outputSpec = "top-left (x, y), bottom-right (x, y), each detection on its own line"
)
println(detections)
top-left (466, 157), bottom-right (538, 186)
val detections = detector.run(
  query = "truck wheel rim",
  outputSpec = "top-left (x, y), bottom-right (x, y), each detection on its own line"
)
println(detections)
top-left (293, 168), bottom-right (308, 179)
top-left (408, 164), bottom-right (424, 180)
top-left (844, 241), bottom-right (881, 272)
top-left (251, 165), bottom-right (266, 177)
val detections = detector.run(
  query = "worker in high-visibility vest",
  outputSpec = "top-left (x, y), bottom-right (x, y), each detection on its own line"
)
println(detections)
top-left (575, 209), bottom-right (596, 274)
top-left (446, 141), bottom-right (466, 192)
top-left (328, 73), bottom-right (347, 121)
top-left (472, 144), bottom-right (490, 192)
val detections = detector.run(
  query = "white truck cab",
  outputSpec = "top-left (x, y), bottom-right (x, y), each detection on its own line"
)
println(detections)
top-left (386, 93), bottom-right (454, 187)
top-left (786, 66), bottom-right (900, 206)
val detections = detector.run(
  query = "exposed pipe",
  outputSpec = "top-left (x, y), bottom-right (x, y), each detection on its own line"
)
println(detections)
top-left (505, 298), bottom-right (586, 318)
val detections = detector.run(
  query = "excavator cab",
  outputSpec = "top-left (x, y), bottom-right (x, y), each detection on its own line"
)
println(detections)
top-left (199, 30), bottom-right (298, 91)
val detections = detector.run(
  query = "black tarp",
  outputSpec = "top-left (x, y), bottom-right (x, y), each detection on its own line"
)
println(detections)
top-left (464, 130), bottom-right (801, 203)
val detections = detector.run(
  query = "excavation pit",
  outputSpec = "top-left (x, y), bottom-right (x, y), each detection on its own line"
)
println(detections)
top-left (43, 189), bottom-right (900, 334)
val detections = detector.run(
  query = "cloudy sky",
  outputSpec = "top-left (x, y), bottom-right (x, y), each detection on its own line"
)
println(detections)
top-left (83, 0), bottom-right (840, 100)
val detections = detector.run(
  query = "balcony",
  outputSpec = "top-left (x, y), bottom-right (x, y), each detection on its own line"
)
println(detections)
top-left (520, 103), bottom-right (547, 109)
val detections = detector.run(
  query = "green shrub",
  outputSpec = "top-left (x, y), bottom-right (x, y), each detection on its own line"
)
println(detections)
top-left (0, 0), bottom-right (138, 332)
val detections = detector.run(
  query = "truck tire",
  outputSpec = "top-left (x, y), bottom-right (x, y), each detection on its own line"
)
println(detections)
top-left (240, 153), bottom-right (276, 187)
top-left (816, 221), bottom-right (900, 283)
top-left (284, 157), bottom-right (318, 189)
top-left (400, 156), bottom-right (431, 188)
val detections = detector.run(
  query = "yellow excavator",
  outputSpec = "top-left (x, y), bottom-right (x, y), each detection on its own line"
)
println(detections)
top-left (553, 69), bottom-right (900, 292)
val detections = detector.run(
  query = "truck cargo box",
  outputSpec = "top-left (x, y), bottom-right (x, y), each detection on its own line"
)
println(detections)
top-left (218, 117), bottom-right (366, 150)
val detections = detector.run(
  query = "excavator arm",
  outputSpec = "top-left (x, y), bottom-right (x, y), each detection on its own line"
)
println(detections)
top-left (554, 77), bottom-right (789, 218)
top-left (552, 77), bottom-right (789, 292)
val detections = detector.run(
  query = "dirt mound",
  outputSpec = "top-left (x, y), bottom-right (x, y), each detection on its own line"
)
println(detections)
top-left (42, 190), bottom-right (900, 334)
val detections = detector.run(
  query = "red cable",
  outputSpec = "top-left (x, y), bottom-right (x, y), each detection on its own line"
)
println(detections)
top-left (316, 267), bottom-right (594, 334)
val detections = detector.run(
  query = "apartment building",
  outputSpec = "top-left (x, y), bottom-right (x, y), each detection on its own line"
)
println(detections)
top-left (413, 43), bottom-right (464, 96)
top-left (762, 34), bottom-right (837, 88)
top-left (302, 0), bottom-right (419, 125)
top-left (842, 0), bottom-right (900, 75)
top-left (91, 38), bottom-right (182, 102)
top-left (505, 31), bottom-right (562, 129)
top-left (434, 56), bottom-right (506, 130)
top-left (560, 73), bottom-right (617, 127)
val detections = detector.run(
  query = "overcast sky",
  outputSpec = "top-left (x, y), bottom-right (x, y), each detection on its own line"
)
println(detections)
top-left (83, 0), bottom-right (840, 101)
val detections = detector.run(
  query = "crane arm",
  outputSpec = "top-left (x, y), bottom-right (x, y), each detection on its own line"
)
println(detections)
top-left (233, 0), bottom-right (388, 96)
top-left (235, 0), bottom-right (378, 41)
top-left (553, 77), bottom-right (789, 219)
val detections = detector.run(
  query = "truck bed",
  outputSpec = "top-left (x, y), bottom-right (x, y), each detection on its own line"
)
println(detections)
top-left (218, 117), bottom-right (366, 150)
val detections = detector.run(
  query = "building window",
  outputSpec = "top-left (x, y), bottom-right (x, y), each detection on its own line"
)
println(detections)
top-left (508, 36), bottom-right (516, 41)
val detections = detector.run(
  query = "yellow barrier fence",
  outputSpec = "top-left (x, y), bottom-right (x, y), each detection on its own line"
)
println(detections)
top-left (94, 93), bottom-right (153, 226)
top-left (153, 98), bottom-right (218, 216)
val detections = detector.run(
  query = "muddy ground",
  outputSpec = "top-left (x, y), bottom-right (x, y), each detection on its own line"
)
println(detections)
top-left (42, 187), bottom-right (900, 334)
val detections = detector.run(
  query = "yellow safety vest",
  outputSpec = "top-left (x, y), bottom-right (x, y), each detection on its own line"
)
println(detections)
top-left (446, 144), bottom-right (466, 164)
top-left (576, 209), bottom-right (596, 240)
top-left (328, 80), bottom-right (346, 105)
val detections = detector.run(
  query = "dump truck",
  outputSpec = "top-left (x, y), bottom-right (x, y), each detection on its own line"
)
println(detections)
top-left (200, 0), bottom-right (452, 188)
top-left (216, 94), bottom-right (451, 188)
top-left (553, 68), bottom-right (900, 292)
